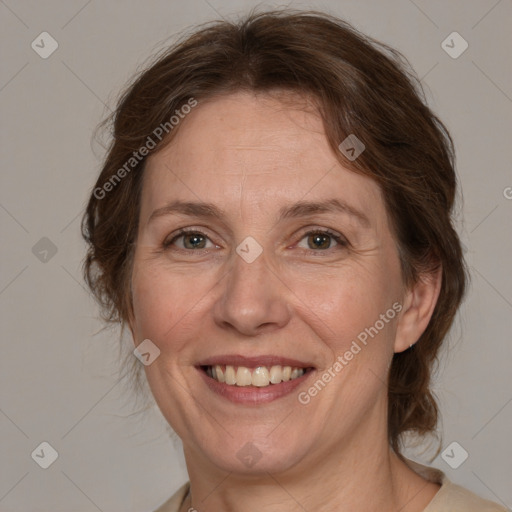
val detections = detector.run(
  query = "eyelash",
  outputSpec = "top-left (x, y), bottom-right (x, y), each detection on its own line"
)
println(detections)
top-left (163, 228), bottom-right (348, 254)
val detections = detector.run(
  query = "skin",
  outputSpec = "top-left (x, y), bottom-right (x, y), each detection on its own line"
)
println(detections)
top-left (129, 91), bottom-right (442, 512)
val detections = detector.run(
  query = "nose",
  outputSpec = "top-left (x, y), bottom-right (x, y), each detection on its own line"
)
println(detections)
top-left (212, 250), bottom-right (291, 337)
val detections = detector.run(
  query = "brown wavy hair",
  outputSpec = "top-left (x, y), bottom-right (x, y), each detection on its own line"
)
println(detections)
top-left (82, 9), bottom-right (467, 455)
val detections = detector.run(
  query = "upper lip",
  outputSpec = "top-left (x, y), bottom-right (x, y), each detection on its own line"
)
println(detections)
top-left (197, 354), bottom-right (315, 369)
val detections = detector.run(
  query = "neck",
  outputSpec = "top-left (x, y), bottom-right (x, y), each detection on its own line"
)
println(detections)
top-left (180, 411), bottom-right (439, 512)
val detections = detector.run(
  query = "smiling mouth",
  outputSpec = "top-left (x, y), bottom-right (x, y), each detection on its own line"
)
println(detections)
top-left (200, 364), bottom-right (314, 387)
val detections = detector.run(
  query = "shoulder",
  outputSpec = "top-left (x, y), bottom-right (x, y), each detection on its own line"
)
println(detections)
top-left (405, 459), bottom-right (508, 512)
top-left (153, 482), bottom-right (190, 512)
top-left (425, 479), bottom-right (509, 511)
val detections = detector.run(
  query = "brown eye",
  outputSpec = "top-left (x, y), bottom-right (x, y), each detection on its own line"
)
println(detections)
top-left (307, 233), bottom-right (332, 250)
top-left (182, 233), bottom-right (207, 249)
top-left (164, 230), bottom-right (215, 250)
top-left (297, 230), bottom-right (347, 251)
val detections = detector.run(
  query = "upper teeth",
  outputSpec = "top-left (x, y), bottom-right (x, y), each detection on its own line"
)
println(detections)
top-left (206, 365), bottom-right (305, 387)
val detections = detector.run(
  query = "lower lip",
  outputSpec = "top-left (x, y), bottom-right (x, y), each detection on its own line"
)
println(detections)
top-left (197, 368), bottom-right (314, 404)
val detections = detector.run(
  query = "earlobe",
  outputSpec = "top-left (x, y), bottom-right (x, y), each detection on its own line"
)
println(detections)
top-left (394, 266), bottom-right (442, 353)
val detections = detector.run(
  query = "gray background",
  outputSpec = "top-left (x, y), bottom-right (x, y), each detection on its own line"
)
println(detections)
top-left (1, 0), bottom-right (511, 510)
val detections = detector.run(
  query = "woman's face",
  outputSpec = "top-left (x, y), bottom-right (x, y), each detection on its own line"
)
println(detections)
top-left (130, 92), bottom-right (410, 475)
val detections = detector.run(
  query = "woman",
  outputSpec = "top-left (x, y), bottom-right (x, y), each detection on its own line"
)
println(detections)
top-left (82, 10), bottom-right (506, 512)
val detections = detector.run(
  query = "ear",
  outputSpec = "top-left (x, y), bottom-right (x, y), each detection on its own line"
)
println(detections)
top-left (394, 266), bottom-right (442, 353)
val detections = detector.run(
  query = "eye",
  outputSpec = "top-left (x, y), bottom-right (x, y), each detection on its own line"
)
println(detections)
top-left (296, 230), bottom-right (347, 251)
top-left (163, 229), bottom-right (217, 250)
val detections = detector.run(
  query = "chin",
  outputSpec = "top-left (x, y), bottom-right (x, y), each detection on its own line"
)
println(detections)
top-left (199, 431), bottom-right (312, 476)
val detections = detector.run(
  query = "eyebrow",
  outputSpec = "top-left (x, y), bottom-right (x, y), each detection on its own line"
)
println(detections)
top-left (147, 198), bottom-right (371, 228)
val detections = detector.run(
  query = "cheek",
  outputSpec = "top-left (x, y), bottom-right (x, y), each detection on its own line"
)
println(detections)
top-left (130, 257), bottom-right (223, 370)
top-left (289, 263), bottom-right (400, 349)
top-left (130, 260), bottom-right (190, 343)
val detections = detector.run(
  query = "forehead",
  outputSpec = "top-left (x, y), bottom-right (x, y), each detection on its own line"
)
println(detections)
top-left (150, 92), bottom-right (329, 177)
top-left (142, 92), bottom-right (386, 225)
